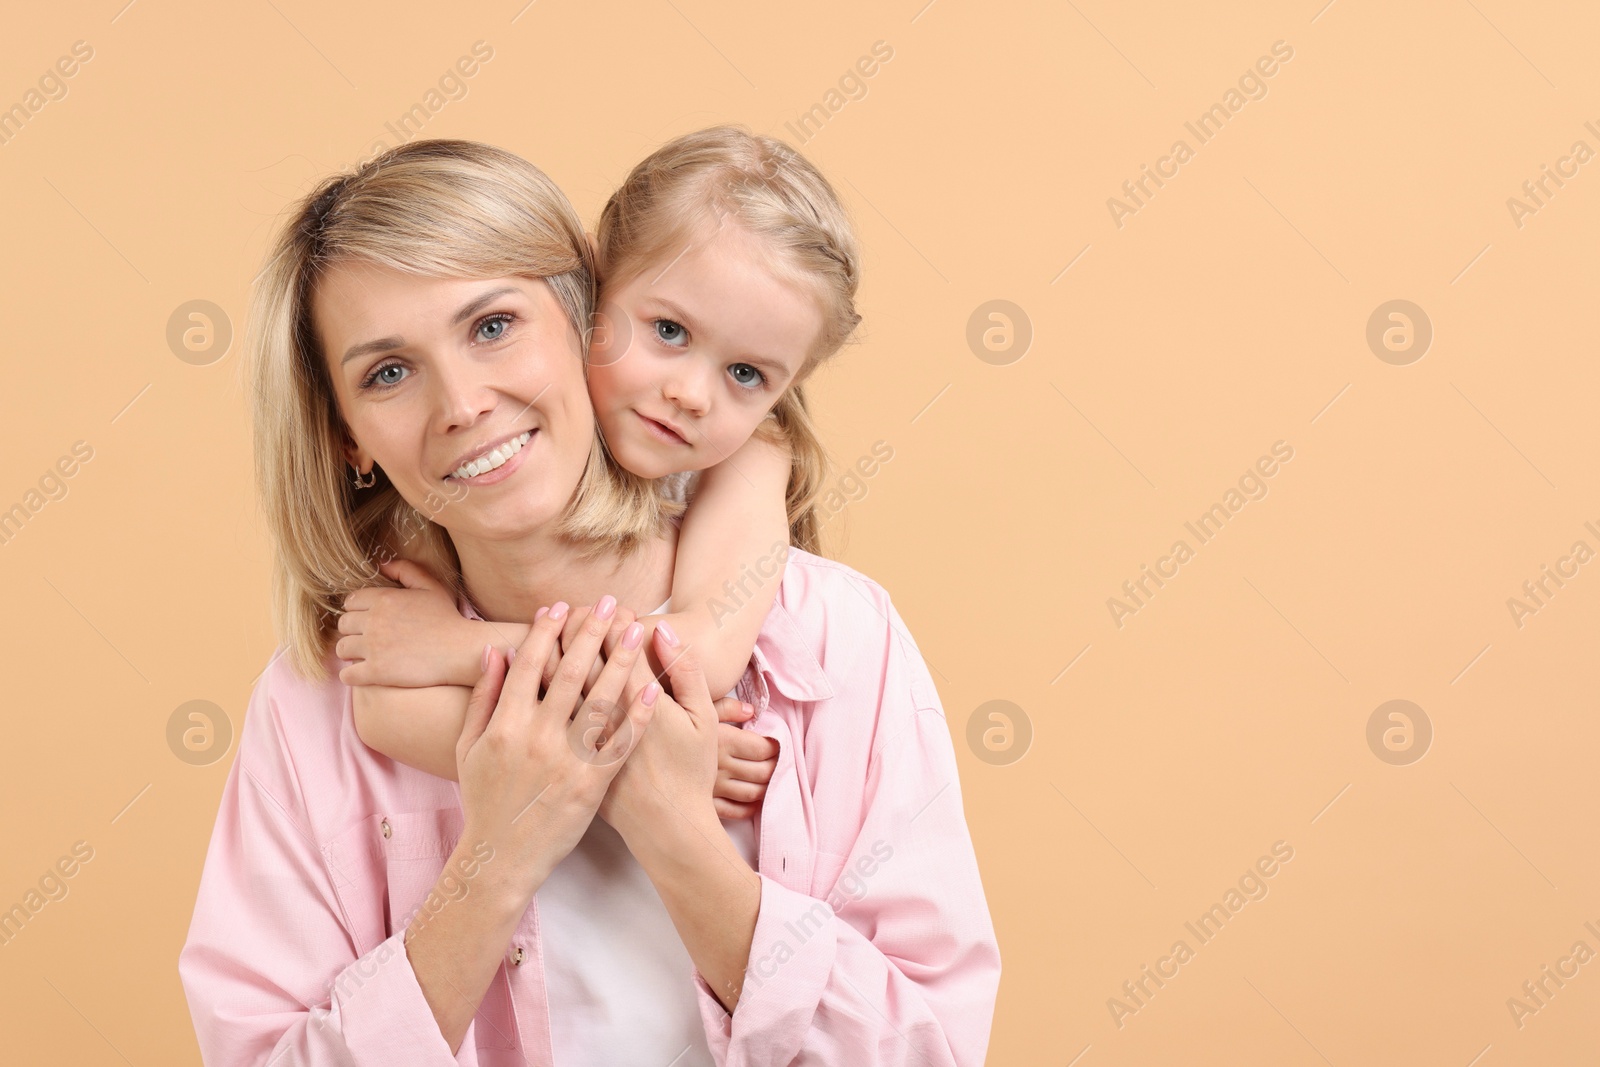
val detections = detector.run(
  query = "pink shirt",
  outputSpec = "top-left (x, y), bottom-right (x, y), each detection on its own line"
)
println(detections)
top-left (178, 548), bottom-right (1001, 1065)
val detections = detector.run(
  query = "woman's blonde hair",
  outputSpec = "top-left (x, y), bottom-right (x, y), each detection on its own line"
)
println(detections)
top-left (594, 125), bottom-right (861, 555)
top-left (247, 139), bottom-right (673, 679)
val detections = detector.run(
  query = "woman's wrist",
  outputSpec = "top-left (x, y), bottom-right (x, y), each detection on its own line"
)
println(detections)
top-left (614, 792), bottom-right (724, 871)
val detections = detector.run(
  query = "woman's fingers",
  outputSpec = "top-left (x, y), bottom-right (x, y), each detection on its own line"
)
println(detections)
top-left (336, 610), bottom-right (364, 635)
top-left (573, 614), bottom-right (642, 724)
top-left (500, 602), bottom-right (569, 719)
top-left (651, 624), bottom-right (711, 721)
top-left (540, 596), bottom-right (618, 721)
top-left (457, 645), bottom-right (507, 765)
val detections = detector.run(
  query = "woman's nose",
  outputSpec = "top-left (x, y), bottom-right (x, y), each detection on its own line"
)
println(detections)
top-left (431, 359), bottom-right (496, 433)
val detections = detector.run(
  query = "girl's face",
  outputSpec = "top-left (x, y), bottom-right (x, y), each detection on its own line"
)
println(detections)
top-left (315, 262), bottom-right (597, 544)
top-left (587, 220), bottom-right (822, 479)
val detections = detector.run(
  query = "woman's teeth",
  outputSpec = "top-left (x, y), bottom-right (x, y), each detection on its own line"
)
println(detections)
top-left (451, 430), bottom-right (532, 480)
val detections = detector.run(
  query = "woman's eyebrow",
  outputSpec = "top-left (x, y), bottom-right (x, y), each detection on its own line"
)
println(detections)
top-left (450, 286), bottom-right (520, 326)
top-left (340, 286), bottom-right (522, 366)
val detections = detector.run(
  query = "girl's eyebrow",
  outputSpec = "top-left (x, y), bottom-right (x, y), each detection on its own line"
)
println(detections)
top-left (645, 296), bottom-right (703, 335)
top-left (340, 286), bottom-right (521, 366)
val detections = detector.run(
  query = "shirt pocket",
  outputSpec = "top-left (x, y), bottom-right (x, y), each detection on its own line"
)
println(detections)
top-left (325, 808), bottom-right (517, 1052)
top-left (326, 808), bottom-right (459, 942)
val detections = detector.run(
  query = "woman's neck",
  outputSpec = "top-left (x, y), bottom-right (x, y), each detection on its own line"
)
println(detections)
top-left (454, 521), bottom-right (677, 624)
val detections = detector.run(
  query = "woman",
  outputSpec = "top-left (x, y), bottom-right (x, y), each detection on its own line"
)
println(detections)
top-left (178, 139), bottom-right (999, 1066)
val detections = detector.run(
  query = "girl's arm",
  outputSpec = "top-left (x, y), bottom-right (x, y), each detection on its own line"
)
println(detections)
top-left (652, 431), bottom-right (793, 698)
top-left (337, 559), bottom-right (529, 689)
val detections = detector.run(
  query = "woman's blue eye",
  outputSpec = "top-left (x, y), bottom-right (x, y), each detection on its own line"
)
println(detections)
top-left (361, 362), bottom-right (409, 389)
top-left (477, 314), bottom-right (512, 342)
top-left (654, 319), bottom-right (687, 346)
top-left (728, 363), bottom-right (764, 389)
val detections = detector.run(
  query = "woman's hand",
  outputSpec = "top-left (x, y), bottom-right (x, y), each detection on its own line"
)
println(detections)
top-left (551, 605), bottom-right (778, 820)
top-left (337, 559), bottom-right (481, 687)
top-left (456, 597), bottom-right (655, 900)
top-left (599, 624), bottom-right (721, 838)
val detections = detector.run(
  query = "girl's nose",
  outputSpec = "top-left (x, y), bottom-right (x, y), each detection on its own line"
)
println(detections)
top-left (663, 369), bottom-right (711, 418)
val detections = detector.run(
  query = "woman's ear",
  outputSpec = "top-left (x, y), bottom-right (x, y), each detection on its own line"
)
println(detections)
top-left (341, 434), bottom-right (373, 474)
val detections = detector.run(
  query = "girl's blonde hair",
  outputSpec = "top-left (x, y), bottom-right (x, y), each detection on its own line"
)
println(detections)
top-left (247, 139), bottom-right (673, 679)
top-left (594, 125), bottom-right (861, 555)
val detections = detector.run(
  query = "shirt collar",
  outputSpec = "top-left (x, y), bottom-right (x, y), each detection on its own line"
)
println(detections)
top-left (751, 596), bottom-right (836, 702)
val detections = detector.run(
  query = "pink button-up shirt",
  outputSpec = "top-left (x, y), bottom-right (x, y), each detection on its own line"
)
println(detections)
top-left (179, 548), bottom-right (1001, 1065)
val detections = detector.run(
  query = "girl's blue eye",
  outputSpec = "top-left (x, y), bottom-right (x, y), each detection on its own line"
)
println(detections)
top-left (728, 363), bottom-right (764, 389)
top-left (654, 319), bottom-right (687, 346)
top-left (476, 314), bottom-right (513, 342)
top-left (361, 362), bottom-right (409, 390)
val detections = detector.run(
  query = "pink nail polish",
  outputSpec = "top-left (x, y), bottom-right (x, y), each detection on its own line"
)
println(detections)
top-left (507, 646), bottom-right (517, 663)
top-left (642, 682), bottom-right (660, 706)
top-left (656, 620), bottom-right (679, 647)
top-left (595, 594), bottom-right (617, 620)
top-left (482, 644), bottom-right (492, 671)
top-left (550, 601), bottom-right (569, 621)
top-left (623, 622), bottom-right (643, 649)
top-left (535, 606), bottom-right (549, 621)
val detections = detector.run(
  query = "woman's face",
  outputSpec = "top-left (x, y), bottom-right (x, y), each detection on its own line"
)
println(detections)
top-left (314, 261), bottom-right (596, 543)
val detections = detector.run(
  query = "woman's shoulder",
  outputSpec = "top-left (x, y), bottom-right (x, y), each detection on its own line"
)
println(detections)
top-left (771, 549), bottom-right (943, 716)
top-left (231, 648), bottom-right (425, 844)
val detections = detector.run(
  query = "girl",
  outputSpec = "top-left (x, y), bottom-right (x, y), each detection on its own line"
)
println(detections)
top-left (336, 126), bottom-right (861, 819)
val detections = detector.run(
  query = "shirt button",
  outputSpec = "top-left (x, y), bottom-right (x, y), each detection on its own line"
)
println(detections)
top-left (511, 945), bottom-right (524, 966)
top-left (379, 819), bottom-right (392, 839)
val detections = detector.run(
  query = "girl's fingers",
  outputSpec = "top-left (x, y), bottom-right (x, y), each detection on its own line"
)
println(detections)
top-left (336, 611), bottom-right (364, 635)
top-left (378, 557), bottom-right (444, 591)
top-left (713, 776), bottom-right (765, 804)
top-left (714, 696), bottom-right (754, 724)
top-left (718, 724), bottom-right (780, 763)
top-left (713, 798), bottom-right (758, 821)
top-left (721, 755), bottom-right (777, 785)
top-left (333, 635), bottom-right (364, 662)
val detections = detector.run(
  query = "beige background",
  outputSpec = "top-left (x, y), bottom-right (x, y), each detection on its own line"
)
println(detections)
top-left (1, 0), bottom-right (1595, 1063)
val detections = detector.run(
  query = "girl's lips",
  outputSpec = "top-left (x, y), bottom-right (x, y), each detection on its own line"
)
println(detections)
top-left (445, 429), bottom-right (536, 486)
top-left (637, 411), bottom-right (688, 446)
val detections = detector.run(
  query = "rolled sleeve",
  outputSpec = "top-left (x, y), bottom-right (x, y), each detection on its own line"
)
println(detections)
top-left (178, 678), bottom-right (461, 1066)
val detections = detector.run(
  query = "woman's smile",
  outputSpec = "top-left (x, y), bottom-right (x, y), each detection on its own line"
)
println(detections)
top-left (445, 427), bottom-right (536, 484)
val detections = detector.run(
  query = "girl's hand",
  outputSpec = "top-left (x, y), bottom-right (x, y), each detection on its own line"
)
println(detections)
top-left (337, 559), bottom-right (474, 687)
top-left (456, 598), bottom-right (655, 898)
top-left (710, 698), bottom-right (778, 820)
top-left (598, 626), bottom-right (720, 837)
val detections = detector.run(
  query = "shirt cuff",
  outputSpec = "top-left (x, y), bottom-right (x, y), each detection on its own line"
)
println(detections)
top-left (692, 873), bottom-right (837, 1067)
top-left (332, 929), bottom-right (461, 1065)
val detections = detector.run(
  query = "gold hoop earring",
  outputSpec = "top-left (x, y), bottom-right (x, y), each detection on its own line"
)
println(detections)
top-left (352, 466), bottom-right (377, 489)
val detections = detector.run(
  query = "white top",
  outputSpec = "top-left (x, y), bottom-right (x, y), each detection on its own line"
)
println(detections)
top-left (538, 599), bottom-right (757, 1066)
